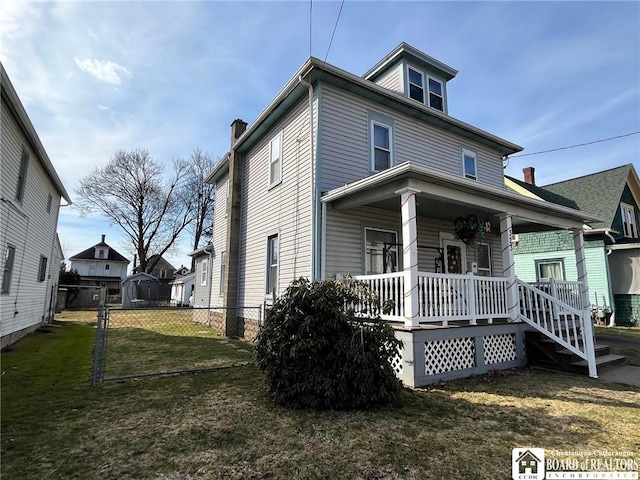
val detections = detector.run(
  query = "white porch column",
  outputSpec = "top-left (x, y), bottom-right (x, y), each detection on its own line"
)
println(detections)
top-left (573, 228), bottom-right (598, 378)
top-left (499, 214), bottom-right (519, 322)
top-left (396, 187), bottom-right (421, 327)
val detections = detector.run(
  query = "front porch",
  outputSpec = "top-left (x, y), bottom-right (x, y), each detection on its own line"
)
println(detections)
top-left (321, 163), bottom-right (604, 385)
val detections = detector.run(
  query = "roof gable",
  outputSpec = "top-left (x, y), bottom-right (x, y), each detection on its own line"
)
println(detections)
top-left (363, 43), bottom-right (458, 82)
top-left (69, 241), bottom-right (129, 263)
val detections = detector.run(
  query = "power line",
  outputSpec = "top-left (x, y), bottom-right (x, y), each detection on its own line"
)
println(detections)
top-left (510, 131), bottom-right (640, 158)
top-left (309, 0), bottom-right (312, 58)
top-left (321, 0), bottom-right (345, 68)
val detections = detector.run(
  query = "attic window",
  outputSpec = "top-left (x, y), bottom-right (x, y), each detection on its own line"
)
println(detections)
top-left (407, 66), bottom-right (424, 103)
top-left (98, 249), bottom-right (105, 259)
top-left (621, 203), bottom-right (638, 238)
top-left (428, 77), bottom-right (444, 111)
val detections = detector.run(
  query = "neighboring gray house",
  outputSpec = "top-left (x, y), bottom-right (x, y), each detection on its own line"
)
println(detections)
top-left (1, 64), bottom-right (72, 348)
top-left (197, 43), bottom-right (611, 386)
top-left (133, 254), bottom-right (176, 301)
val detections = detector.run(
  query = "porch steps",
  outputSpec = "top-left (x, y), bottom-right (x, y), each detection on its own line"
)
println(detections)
top-left (525, 331), bottom-right (626, 375)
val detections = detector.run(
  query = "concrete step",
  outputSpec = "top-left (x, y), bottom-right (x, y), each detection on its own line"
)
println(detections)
top-left (557, 344), bottom-right (610, 362)
top-left (571, 354), bottom-right (627, 374)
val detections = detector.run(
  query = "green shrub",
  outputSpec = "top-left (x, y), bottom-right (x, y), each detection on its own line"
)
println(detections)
top-left (254, 277), bottom-right (403, 410)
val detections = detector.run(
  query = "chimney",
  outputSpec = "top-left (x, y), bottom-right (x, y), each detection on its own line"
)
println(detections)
top-left (523, 167), bottom-right (536, 185)
top-left (230, 118), bottom-right (247, 146)
top-left (101, 234), bottom-right (106, 243)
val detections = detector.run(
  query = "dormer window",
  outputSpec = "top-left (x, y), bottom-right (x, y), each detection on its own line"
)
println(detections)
top-left (428, 77), bottom-right (444, 111)
top-left (98, 249), bottom-right (105, 259)
top-left (621, 203), bottom-right (638, 238)
top-left (407, 66), bottom-right (424, 103)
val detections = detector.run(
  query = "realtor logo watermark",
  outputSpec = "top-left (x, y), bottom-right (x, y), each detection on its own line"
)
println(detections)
top-left (512, 448), bottom-right (639, 480)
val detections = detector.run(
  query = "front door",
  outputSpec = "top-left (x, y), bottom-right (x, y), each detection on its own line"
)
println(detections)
top-left (442, 239), bottom-right (467, 274)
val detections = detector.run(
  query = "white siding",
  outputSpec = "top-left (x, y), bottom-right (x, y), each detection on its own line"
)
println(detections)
top-left (209, 174), bottom-right (228, 307)
top-left (1, 96), bottom-right (62, 339)
top-left (373, 63), bottom-right (403, 94)
top-left (70, 259), bottom-right (128, 280)
top-left (237, 97), bottom-right (314, 307)
top-left (320, 85), bottom-right (505, 192)
top-left (325, 206), bottom-right (503, 278)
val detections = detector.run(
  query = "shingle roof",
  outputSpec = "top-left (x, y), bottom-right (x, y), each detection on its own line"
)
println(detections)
top-left (541, 164), bottom-right (632, 230)
top-left (69, 241), bottom-right (129, 263)
top-left (505, 175), bottom-right (579, 209)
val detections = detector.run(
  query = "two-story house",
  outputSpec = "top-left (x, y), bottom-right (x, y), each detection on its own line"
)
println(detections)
top-left (68, 234), bottom-right (130, 295)
top-left (195, 43), bottom-right (608, 386)
top-left (508, 164), bottom-right (640, 326)
top-left (1, 64), bottom-right (72, 348)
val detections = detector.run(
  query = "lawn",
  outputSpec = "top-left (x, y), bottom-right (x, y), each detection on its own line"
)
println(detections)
top-left (595, 325), bottom-right (640, 366)
top-left (2, 320), bottom-right (639, 480)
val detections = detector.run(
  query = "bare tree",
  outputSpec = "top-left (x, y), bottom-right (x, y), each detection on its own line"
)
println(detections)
top-left (181, 148), bottom-right (217, 271)
top-left (75, 149), bottom-right (194, 274)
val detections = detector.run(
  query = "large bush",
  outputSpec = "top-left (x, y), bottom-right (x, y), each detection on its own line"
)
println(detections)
top-left (254, 277), bottom-right (403, 410)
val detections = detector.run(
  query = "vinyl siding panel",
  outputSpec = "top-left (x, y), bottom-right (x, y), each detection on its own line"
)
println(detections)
top-left (209, 174), bottom-right (228, 307)
top-left (324, 206), bottom-right (503, 278)
top-left (1, 96), bottom-right (62, 340)
top-left (237, 97), bottom-right (314, 307)
top-left (320, 85), bottom-right (505, 192)
top-left (373, 63), bottom-right (403, 95)
top-left (191, 255), bottom-right (211, 308)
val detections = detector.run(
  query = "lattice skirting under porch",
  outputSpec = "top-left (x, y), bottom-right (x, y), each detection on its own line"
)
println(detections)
top-left (393, 324), bottom-right (528, 387)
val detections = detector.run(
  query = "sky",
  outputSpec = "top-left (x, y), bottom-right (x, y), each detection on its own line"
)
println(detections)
top-left (2, 0), bottom-right (639, 272)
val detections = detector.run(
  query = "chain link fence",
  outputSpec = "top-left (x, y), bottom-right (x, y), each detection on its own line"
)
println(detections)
top-left (92, 306), bottom-right (262, 384)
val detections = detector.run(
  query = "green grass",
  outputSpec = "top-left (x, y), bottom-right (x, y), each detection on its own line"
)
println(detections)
top-left (595, 325), bottom-right (640, 365)
top-left (2, 321), bottom-right (639, 480)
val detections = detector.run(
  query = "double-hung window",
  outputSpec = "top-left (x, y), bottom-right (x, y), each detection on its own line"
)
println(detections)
top-left (370, 121), bottom-right (393, 172)
top-left (266, 234), bottom-right (279, 296)
top-left (536, 260), bottom-right (564, 282)
top-left (364, 228), bottom-right (398, 274)
top-left (407, 66), bottom-right (425, 103)
top-left (621, 203), bottom-right (638, 238)
top-left (16, 148), bottom-right (29, 203)
top-left (428, 77), bottom-right (444, 111)
top-left (462, 147), bottom-right (477, 180)
top-left (201, 259), bottom-right (208, 286)
top-left (219, 251), bottom-right (226, 295)
top-left (2, 245), bottom-right (16, 294)
top-left (38, 256), bottom-right (48, 282)
top-left (269, 132), bottom-right (282, 187)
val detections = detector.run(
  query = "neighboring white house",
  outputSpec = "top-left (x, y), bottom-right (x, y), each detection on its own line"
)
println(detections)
top-left (68, 234), bottom-right (129, 294)
top-left (1, 63), bottom-right (72, 348)
top-left (169, 272), bottom-right (195, 307)
top-left (196, 43), bottom-right (609, 385)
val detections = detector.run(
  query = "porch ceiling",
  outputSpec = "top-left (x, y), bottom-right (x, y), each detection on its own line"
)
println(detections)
top-left (321, 163), bottom-right (604, 233)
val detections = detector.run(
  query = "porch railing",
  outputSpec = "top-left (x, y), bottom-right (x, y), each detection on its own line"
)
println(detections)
top-left (517, 279), bottom-right (596, 376)
top-left (530, 280), bottom-right (582, 312)
top-left (354, 272), bottom-right (508, 325)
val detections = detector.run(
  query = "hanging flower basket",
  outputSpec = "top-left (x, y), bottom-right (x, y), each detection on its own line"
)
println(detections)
top-left (453, 215), bottom-right (490, 244)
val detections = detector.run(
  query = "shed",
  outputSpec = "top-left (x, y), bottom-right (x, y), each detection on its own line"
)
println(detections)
top-left (121, 273), bottom-right (160, 308)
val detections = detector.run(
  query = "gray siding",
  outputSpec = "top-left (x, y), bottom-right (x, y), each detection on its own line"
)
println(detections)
top-left (325, 206), bottom-right (503, 278)
top-left (209, 174), bottom-right (229, 307)
top-left (237, 97), bottom-right (314, 307)
top-left (373, 63), bottom-right (403, 94)
top-left (1, 96), bottom-right (62, 338)
top-left (320, 85), bottom-right (505, 192)
top-left (191, 255), bottom-right (211, 308)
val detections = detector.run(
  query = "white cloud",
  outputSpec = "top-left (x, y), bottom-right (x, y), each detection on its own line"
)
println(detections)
top-left (74, 57), bottom-right (132, 85)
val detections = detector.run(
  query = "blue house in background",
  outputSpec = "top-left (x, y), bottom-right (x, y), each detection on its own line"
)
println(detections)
top-left (507, 164), bottom-right (640, 325)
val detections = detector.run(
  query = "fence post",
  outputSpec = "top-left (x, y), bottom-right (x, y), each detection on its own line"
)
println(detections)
top-left (92, 306), bottom-right (104, 385)
top-left (468, 275), bottom-right (477, 325)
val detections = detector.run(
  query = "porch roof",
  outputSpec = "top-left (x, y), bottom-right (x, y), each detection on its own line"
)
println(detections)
top-left (321, 163), bottom-right (604, 233)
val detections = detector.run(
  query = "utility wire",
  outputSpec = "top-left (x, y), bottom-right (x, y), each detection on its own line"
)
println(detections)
top-left (510, 131), bottom-right (640, 158)
top-left (309, 0), bottom-right (312, 58)
top-left (321, 0), bottom-right (345, 68)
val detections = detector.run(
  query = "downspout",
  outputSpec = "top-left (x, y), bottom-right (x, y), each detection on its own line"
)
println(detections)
top-left (604, 229), bottom-right (616, 326)
top-left (299, 75), bottom-right (316, 280)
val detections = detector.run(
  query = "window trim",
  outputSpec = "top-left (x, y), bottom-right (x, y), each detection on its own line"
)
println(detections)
top-left (427, 76), bottom-right (444, 112)
top-left (15, 148), bottom-right (29, 203)
top-left (105, 263), bottom-right (110, 271)
top-left (407, 64), bottom-right (425, 104)
top-left (535, 259), bottom-right (565, 282)
top-left (223, 180), bottom-right (229, 217)
top-left (2, 245), bottom-right (16, 294)
top-left (268, 131), bottom-right (283, 189)
top-left (219, 251), bottom-right (226, 296)
top-left (620, 203), bottom-right (638, 238)
top-left (38, 255), bottom-right (48, 282)
top-left (368, 112), bottom-right (395, 173)
top-left (265, 231), bottom-right (280, 298)
top-left (461, 146), bottom-right (478, 181)
top-left (201, 258), bottom-right (208, 286)
top-left (363, 226), bottom-right (400, 275)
